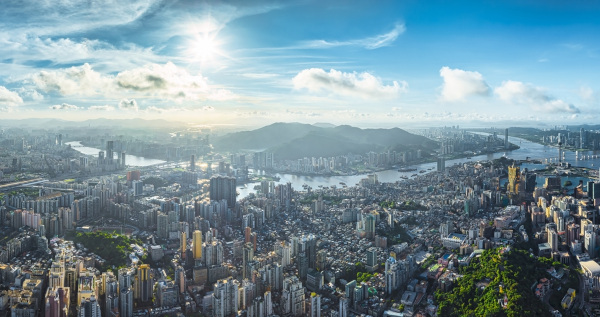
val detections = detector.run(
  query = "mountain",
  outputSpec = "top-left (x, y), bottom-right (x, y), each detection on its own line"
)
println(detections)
top-left (212, 122), bottom-right (322, 150)
top-left (213, 122), bottom-right (438, 159)
top-left (312, 122), bottom-right (337, 128)
top-left (269, 130), bottom-right (375, 159)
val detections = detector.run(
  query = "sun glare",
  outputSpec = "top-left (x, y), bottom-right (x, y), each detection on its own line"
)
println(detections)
top-left (192, 34), bottom-right (218, 62)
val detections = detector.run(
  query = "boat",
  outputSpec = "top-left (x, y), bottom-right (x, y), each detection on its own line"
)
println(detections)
top-left (398, 168), bottom-right (417, 172)
top-left (419, 170), bottom-right (426, 173)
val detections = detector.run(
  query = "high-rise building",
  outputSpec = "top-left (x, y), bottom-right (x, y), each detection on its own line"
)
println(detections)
top-left (339, 297), bottom-right (349, 317)
top-left (548, 230), bottom-right (558, 252)
top-left (364, 214), bottom-right (376, 240)
top-left (212, 277), bottom-right (240, 317)
top-left (180, 231), bottom-right (187, 259)
top-left (437, 157), bottom-right (445, 173)
top-left (585, 229), bottom-right (597, 258)
top-left (133, 180), bottom-right (143, 196)
top-left (106, 141), bottom-right (114, 164)
top-left (243, 242), bottom-right (254, 279)
top-left (210, 176), bottom-right (237, 206)
top-left (589, 182), bottom-right (600, 200)
top-left (77, 295), bottom-right (101, 317)
top-left (507, 165), bottom-right (520, 195)
top-left (310, 293), bottom-right (321, 317)
top-left (136, 264), bottom-right (151, 302)
top-left (190, 155), bottom-right (195, 172)
top-left (118, 268), bottom-right (134, 293)
top-left (157, 213), bottom-right (168, 239)
top-left (119, 288), bottom-right (133, 317)
top-left (193, 230), bottom-right (203, 261)
top-left (366, 247), bottom-right (378, 272)
top-left (504, 128), bottom-right (509, 149)
top-left (77, 272), bottom-right (96, 306)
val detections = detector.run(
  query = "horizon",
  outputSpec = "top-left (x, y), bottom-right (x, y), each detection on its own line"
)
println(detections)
top-left (1, 1), bottom-right (600, 126)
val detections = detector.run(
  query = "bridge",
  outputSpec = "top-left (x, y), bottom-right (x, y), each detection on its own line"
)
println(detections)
top-left (0, 178), bottom-right (48, 192)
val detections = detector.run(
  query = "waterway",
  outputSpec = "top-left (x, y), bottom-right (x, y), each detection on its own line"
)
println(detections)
top-left (65, 141), bottom-right (166, 167)
top-left (237, 135), bottom-right (600, 198)
top-left (65, 137), bottom-right (600, 198)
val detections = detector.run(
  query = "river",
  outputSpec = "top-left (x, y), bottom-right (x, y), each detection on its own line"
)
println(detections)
top-left (66, 137), bottom-right (600, 197)
top-left (237, 135), bottom-right (600, 198)
top-left (66, 141), bottom-right (166, 167)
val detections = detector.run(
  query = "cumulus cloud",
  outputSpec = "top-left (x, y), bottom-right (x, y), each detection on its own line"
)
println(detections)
top-left (293, 68), bottom-right (406, 99)
top-left (16, 88), bottom-right (44, 101)
top-left (88, 105), bottom-right (115, 111)
top-left (30, 62), bottom-right (235, 102)
top-left (0, 86), bottom-right (23, 106)
top-left (32, 63), bottom-right (112, 96)
top-left (495, 80), bottom-right (579, 113)
top-left (50, 103), bottom-right (79, 110)
top-left (115, 62), bottom-right (235, 101)
top-left (118, 99), bottom-right (138, 111)
top-left (439, 66), bottom-right (490, 101)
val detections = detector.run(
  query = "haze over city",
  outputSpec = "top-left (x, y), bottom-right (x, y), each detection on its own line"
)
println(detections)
top-left (1, 0), bottom-right (599, 127)
top-left (5, 2), bottom-right (600, 317)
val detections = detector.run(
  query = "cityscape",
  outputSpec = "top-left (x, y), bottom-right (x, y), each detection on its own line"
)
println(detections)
top-left (2, 1), bottom-right (600, 317)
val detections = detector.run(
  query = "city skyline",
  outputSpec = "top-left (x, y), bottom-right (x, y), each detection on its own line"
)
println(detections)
top-left (1, 0), bottom-right (599, 127)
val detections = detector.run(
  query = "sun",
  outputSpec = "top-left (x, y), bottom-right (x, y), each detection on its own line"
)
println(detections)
top-left (192, 33), bottom-right (218, 62)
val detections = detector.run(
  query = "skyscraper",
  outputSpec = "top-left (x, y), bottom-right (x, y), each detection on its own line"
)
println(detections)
top-left (190, 155), bottom-right (195, 172)
top-left (180, 231), bottom-right (187, 259)
top-left (106, 141), bottom-right (114, 164)
top-left (437, 157), bottom-right (445, 173)
top-left (210, 176), bottom-right (237, 206)
top-left (137, 264), bottom-right (151, 302)
top-left (507, 165), bottom-right (520, 195)
top-left (504, 128), bottom-right (509, 149)
top-left (193, 230), bottom-right (202, 261)
top-left (243, 242), bottom-right (254, 279)
top-left (310, 293), bottom-right (321, 317)
top-left (119, 288), bottom-right (133, 317)
top-left (77, 295), bottom-right (101, 317)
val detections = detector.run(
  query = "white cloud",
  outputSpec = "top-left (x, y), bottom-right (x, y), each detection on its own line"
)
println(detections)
top-left (115, 62), bottom-right (235, 101)
top-left (50, 103), bottom-right (79, 110)
top-left (88, 105), bottom-right (115, 111)
top-left (579, 86), bottom-right (598, 106)
top-left (0, 86), bottom-right (23, 106)
top-left (439, 66), bottom-right (489, 101)
top-left (0, 0), bottom-right (163, 37)
top-left (242, 73), bottom-right (279, 79)
top-left (30, 62), bottom-right (235, 102)
top-left (32, 63), bottom-right (112, 96)
top-left (293, 68), bottom-right (406, 99)
top-left (303, 23), bottom-right (405, 50)
top-left (495, 80), bottom-right (579, 113)
top-left (118, 99), bottom-right (138, 111)
top-left (15, 87), bottom-right (44, 101)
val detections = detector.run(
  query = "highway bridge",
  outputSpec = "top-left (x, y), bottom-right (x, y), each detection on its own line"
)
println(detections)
top-left (0, 178), bottom-right (48, 192)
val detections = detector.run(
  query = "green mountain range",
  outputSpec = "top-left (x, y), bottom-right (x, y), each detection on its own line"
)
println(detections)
top-left (213, 122), bottom-right (438, 160)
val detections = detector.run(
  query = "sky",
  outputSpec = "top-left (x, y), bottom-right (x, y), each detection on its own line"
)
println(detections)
top-left (1, 0), bottom-right (600, 128)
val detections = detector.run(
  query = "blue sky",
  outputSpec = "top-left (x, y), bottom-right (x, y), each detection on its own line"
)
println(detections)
top-left (1, 0), bottom-right (599, 127)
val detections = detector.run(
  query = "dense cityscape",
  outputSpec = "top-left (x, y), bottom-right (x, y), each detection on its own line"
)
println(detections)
top-left (2, 1), bottom-right (600, 316)
top-left (0, 123), bottom-right (600, 317)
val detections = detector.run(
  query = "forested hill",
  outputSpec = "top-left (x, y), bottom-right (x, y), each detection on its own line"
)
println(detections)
top-left (436, 248), bottom-right (554, 316)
